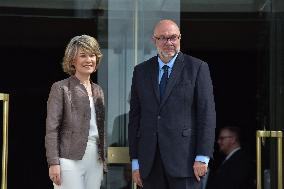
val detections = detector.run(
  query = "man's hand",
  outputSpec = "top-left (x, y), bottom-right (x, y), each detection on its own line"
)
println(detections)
top-left (193, 161), bottom-right (208, 182)
top-left (49, 165), bottom-right (61, 185)
top-left (132, 169), bottom-right (143, 187)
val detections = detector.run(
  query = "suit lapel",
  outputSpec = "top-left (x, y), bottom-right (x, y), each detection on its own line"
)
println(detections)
top-left (150, 56), bottom-right (160, 103)
top-left (160, 52), bottom-right (184, 107)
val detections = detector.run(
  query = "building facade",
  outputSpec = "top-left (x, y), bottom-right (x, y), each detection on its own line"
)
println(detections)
top-left (0, 0), bottom-right (283, 188)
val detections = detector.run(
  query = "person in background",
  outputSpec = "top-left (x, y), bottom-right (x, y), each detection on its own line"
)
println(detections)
top-left (45, 35), bottom-right (106, 189)
top-left (206, 126), bottom-right (255, 189)
top-left (128, 19), bottom-right (216, 189)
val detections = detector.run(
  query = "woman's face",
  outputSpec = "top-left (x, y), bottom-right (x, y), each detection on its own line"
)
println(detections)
top-left (73, 48), bottom-right (97, 76)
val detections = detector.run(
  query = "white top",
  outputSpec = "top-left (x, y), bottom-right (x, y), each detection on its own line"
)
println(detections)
top-left (89, 96), bottom-right (99, 137)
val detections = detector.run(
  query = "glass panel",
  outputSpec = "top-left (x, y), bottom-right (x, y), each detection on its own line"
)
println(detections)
top-left (97, 0), bottom-right (180, 188)
top-left (98, 0), bottom-right (180, 148)
top-left (178, 0), bottom-right (281, 189)
top-left (268, 1), bottom-right (284, 188)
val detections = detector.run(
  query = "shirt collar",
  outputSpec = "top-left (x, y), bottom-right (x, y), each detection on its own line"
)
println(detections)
top-left (225, 147), bottom-right (241, 161)
top-left (158, 52), bottom-right (179, 71)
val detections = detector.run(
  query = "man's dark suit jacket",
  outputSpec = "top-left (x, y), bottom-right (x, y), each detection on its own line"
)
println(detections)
top-left (206, 149), bottom-right (255, 189)
top-left (128, 52), bottom-right (216, 179)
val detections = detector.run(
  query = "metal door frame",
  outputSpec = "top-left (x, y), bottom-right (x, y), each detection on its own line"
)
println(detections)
top-left (256, 130), bottom-right (283, 189)
top-left (0, 93), bottom-right (9, 189)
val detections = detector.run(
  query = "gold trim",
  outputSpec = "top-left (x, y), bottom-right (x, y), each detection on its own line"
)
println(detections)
top-left (0, 93), bottom-right (9, 101)
top-left (257, 130), bottom-right (271, 137)
top-left (271, 131), bottom-right (283, 138)
top-left (132, 180), bottom-right (137, 189)
top-left (277, 136), bottom-right (283, 189)
top-left (256, 130), bottom-right (283, 189)
top-left (107, 147), bottom-right (130, 164)
top-left (256, 132), bottom-right (262, 189)
top-left (107, 147), bottom-right (137, 189)
top-left (1, 93), bottom-right (9, 189)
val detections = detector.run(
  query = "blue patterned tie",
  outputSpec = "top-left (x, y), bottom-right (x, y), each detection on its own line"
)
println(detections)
top-left (159, 65), bottom-right (169, 99)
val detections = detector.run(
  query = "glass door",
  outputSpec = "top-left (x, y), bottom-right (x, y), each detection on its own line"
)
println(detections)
top-left (178, 0), bottom-right (283, 189)
top-left (259, 0), bottom-right (284, 188)
top-left (96, 0), bottom-right (284, 188)
top-left (97, 0), bottom-right (180, 188)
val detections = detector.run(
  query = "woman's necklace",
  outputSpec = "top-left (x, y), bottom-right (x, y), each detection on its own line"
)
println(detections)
top-left (82, 82), bottom-right (92, 96)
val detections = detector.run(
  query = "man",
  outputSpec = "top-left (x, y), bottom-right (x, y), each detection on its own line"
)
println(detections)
top-left (128, 19), bottom-right (216, 189)
top-left (206, 127), bottom-right (255, 189)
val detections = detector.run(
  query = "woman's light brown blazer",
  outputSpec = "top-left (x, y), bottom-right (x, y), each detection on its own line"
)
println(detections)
top-left (45, 75), bottom-right (106, 170)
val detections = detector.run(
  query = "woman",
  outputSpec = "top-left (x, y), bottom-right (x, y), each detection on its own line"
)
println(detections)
top-left (45, 35), bottom-right (106, 189)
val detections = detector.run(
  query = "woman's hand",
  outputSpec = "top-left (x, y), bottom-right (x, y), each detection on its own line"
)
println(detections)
top-left (49, 165), bottom-right (61, 185)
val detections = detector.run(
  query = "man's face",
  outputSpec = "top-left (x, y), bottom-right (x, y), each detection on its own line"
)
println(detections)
top-left (153, 21), bottom-right (181, 62)
top-left (217, 129), bottom-right (234, 155)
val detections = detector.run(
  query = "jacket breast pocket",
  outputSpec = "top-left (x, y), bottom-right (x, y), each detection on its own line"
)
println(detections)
top-left (173, 80), bottom-right (194, 102)
top-left (177, 80), bottom-right (192, 87)
top-left (174, 80), bottom-right (192, 93)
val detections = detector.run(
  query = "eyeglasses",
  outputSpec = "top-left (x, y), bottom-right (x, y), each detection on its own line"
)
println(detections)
top-left (218, 136), bottom-right (233, 140)
top-left (154, 34), bottom-right (181, 43)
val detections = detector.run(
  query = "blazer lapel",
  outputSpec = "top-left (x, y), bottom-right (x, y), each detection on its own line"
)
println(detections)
top-left (91, 84), bottom-right (103, 120)
top-left (150, 56), bottom-right (160, 103)
top-left (69, 75), bottom-right (88, 98)
top-left (160, 52), bottom-right (184, 107)
top-left (91, 84), bottom-right (104, 134)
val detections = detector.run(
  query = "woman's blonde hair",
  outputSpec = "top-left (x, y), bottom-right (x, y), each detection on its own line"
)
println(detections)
top-left (62, 35), bottom-right (103, 75)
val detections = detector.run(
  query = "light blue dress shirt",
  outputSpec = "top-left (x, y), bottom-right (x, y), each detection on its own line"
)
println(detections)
top-left (132, 53), bottom-right (209, 171)
top-left (158, 53), bottom-right (178, 83)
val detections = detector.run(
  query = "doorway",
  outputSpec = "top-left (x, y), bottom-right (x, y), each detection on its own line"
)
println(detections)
top-left (180, 9), bottom-right (283, 189)
top-left (0, 15), bottom-right (99, 189)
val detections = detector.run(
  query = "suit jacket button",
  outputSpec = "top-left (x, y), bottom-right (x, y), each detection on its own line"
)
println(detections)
top-left (158, 116), bottom-right (161, 119)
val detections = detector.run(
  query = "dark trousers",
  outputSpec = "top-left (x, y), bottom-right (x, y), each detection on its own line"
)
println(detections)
top-left (142, 145), bottom-right (201, 189)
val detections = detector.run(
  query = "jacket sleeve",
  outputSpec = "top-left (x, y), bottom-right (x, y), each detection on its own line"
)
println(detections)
top-left (195, 62), bottom-right (216, 158)
top-left (128, 67), bottom-right (141, 159)
top-left (45, 82), bottom-right (63, 166)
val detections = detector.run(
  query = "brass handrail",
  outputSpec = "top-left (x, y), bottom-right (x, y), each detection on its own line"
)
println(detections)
top-left (0, 93), bottom-right (9, 189)
top-left (256, 130), bottom-right (283, 189)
